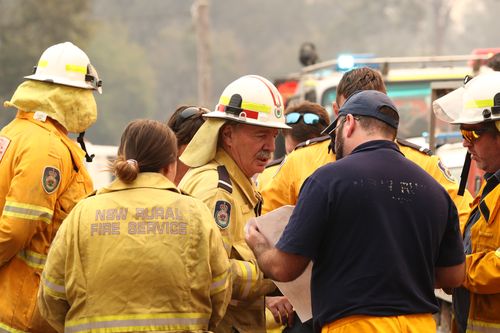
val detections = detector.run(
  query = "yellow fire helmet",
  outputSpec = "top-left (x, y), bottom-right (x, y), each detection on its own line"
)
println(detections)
top-left (433, 71), bottom-right (500, 132)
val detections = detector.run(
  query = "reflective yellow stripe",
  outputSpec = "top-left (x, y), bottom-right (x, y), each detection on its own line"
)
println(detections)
top-left (0, 322), bottom-right (28, 333)
top-left (465, 99), bottom-right (494, 110)
top-left (236, 261), bottom-right (253, 299)
top-left (219, 96), bottom-right (271, 113)
top-left (495, 248), bottom-right (500, 259)
top-left (65, 64), bottom-right (87, 74)
top-left (37, 60), bottom-right (48, 68)
top-left (65, 313), bottom-right (210, 333)
top-left (467, 319), bottom-right (500, 332)
top-left (41, 271), bottom-right (66, 298)
top-left (37, 60), bottom-right (85, 74)
top-left (17, 249), bottom-right (46, 270)
top-left (211, 269), bottom-right (230, 295)
top-left (3, 201), bottom-right (53, 224)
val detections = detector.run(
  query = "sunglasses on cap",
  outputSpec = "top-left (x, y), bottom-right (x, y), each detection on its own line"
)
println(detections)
top-left (173, 107), bottom-right (208, 132)
top-left (285, 112), bottom-right (326, 125)
top-left (460, 127), bottom-right (494, 143)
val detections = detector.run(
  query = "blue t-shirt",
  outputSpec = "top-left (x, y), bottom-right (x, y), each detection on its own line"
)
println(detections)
top-left (276, 140), bottom-right (465, 330)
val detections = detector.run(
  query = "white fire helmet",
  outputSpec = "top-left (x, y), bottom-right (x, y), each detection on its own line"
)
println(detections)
top-left (433, 71), bottom-right (500, 131)
top-left (204, 75), bottom-right (291, 129)
top-left (25, 42), bottom-right (102, 94)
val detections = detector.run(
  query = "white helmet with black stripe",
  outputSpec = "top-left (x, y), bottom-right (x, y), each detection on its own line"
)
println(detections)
top-left (204, 75), bottom-right (290, 129)
top-left (25, 42), bottom-right (102, 94)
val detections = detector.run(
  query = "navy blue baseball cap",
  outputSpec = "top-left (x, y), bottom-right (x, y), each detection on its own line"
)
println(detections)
top-left (322, 90), bottom-right (399, 135)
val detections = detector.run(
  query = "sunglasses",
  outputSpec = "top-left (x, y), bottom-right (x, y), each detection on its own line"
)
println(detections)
top-left (285, 112), bottom-right (326, 125)
top-left (326, 115), bottom-right (361, 136)
top-left (173, 107), bottom-right (207, 132)
top-left (460, 127), bottom-right (493, 143)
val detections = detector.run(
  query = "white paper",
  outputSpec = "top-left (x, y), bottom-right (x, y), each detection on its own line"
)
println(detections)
top-left (247, 205), bottom-right (313, 322)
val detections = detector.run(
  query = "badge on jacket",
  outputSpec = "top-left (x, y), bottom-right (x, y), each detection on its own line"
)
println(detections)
top-left (437, 159), bottom-right (455, 182)
top-left (0, 136), bottom-right (10, 162)
top-left (214, 200), bottom-right (231, 229)
top-left (42, 166), bottom-right (61, 194)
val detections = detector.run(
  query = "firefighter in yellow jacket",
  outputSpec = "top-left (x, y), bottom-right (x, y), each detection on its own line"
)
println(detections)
top-left (433, 72), bottom-right (500, 333)
top-left (261, 67), bottom-right (473, 228)
top-left (38, 119), bottom-right (231, 333)
top-left (0, 42), bottom-right (101, 333)
top-left (256, 101), bottom-right (330, 192)
top-left (179, 75), bottom-right (291, 333)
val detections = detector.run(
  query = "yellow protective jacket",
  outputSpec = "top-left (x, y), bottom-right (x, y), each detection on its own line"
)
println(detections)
top-left (256, 156), bottom-right (285, 192)
top-left (0, 110), bottom-right (93, 333)
top-left (38, 173), bottom-right (231, 333)
top-left (179, 149), bottom-right (276, 333)
top-left (462, 178), bottom-right (500, 332)
top-left (261, 138), bottom-right (473, 227)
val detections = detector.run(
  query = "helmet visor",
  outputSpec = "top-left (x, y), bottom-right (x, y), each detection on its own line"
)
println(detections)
top-left (432, 87), bottom-right (464, 123)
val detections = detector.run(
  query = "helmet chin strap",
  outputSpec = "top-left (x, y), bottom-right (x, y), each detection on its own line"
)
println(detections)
top-left (77, 132), bottom-right (95, 162)
top-left (458, 151), bottom-right (471, 196)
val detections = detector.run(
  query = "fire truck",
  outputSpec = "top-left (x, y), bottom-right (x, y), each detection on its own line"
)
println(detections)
top-left (275, 48), bottom-right (500, 196)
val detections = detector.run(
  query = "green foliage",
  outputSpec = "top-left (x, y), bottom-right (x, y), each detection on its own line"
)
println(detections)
top-left (2, 0), bottom-right (499, 143)
top-left (85, 22), bottom-right (157, 145)
top-left (0, 0), bottom-right (92, 128)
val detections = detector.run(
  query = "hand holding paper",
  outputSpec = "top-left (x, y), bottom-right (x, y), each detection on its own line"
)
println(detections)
top-left (245, 205), bottom-right (313, 322)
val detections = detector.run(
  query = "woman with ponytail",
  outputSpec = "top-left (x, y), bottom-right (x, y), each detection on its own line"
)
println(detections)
top-left (38, 119), bottom-right (231, 333)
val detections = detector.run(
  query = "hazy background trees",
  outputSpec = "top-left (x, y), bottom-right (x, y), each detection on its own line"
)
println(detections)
top-left (1, 0), bottom-right (499, 145)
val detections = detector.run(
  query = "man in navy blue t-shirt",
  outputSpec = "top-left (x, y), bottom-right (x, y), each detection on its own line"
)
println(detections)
top-left (246, 90), bottom-right (465, 333)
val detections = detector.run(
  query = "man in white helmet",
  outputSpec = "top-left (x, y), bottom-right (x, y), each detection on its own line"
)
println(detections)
top-left (0, 42), bottom-right (101, 333)
top-left (179, 75), bottom-right (292, 333)
top-left (433, 71), bottom-right (500, 333)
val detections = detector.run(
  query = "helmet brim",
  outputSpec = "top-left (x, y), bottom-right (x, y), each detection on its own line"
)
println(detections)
top-left (25, 74), bottom-right (102, 94)
top-left (203, 111), bottom-right (291, 130)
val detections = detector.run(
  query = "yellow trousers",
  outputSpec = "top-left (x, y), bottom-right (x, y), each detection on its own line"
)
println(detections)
top-left (321, 314), bottom-right (436, 333)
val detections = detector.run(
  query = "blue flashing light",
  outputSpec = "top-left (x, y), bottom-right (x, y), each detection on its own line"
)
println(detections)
top-left (337, 54), bottom-right (355, 71)
top-left (336, 53), bottom-right (378, 72)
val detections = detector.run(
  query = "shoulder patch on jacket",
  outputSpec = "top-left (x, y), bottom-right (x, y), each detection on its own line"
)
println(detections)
top-left (217, 165), bottom-right (232, 193)
top-left (396, 138), bottom-right (432, 156)
top-left (214, 200), bottom-right (231, 229)
top-left (294, 135), bottom-right (331, 151)
top-left (0, 136), bottom-right (11, 162)
top-left (265, 155), bottom-right (285, 168)
top-left (42, 166), bottom-right (61, 194)
top-left (437, 159), bottom-right (456, 182)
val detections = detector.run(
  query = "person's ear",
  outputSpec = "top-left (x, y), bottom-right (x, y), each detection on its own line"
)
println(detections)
top-left (345, 114), bottom-right (356, 137)
top-left (332, 102), bottom-right (340, 116)
top-left (221, 124), bottom-right (235, 148)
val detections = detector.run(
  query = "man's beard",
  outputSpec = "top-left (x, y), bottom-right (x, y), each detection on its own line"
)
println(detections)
top-left (334, 124), bottom-right (345, 160)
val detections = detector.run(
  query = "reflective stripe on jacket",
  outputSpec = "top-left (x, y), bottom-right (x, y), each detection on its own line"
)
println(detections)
top-left (38, 173), bottom-right (231, 332)
top-left (180, 149), bottom-right (276, 333)
top-left (0, 111), bottom-right (93, 333)
top-left (463, 180), bottom-right (500, 332)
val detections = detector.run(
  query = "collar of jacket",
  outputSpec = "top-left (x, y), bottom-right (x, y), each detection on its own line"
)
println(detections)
top-left (214, 148), bottom-right (261, 208)
top-left (96, 172), bottom-right (181, 195)
top-left (17, 109), bottom-right (87, 169)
